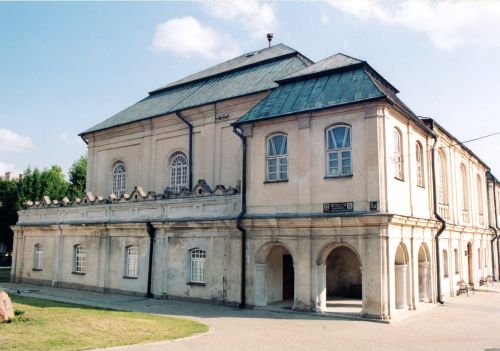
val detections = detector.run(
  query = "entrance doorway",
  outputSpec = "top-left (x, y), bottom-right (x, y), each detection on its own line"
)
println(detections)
top-left (254, 244), bottom-right (294, 308)
top-left (395, 243), bottom-right (411, 309)
top-left (467, 242), bottom-right (473, 284)
top-left (418, 244), bottom-right (431, 303)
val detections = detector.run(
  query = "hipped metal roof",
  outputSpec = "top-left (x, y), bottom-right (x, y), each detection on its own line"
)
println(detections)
top-left (236, 53), bottom-right (402, 125)
top-left (82, 44), bottom-right (311, 135)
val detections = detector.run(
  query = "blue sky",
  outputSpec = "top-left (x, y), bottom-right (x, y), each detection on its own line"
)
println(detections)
top-left (1, 1), bottom-right (500, 177)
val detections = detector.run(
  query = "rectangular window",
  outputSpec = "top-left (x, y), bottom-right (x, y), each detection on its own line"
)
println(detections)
top-left (190, 249), bottom-right (206, 283)
top-left (33, 245), bottom-right (43, 270)
top-left (126, 246), bottom-right (138, 278)
top-left (74, 245), bottom-right (86, 274)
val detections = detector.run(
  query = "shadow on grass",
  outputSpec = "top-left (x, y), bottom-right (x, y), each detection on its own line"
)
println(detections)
top-left (11, 295), bottom-right (117, 312)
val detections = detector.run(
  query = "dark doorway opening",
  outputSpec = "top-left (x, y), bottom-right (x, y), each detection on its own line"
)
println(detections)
top-left (282, 254), bottom-right (294, 300)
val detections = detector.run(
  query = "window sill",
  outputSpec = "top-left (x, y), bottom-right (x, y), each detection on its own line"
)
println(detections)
top-left (32, 268), bottom-right (43, 272)
top-left (186, 282), bottom-right (206, 287)
top-left (72, 271), bottom-right (86, 275)
top-left (264, 179), bottom-right (289, 184)
top-left (324, 174), bottom-right (353, 180)
top-left (394, 177), bottom-right (405, 182)
top-left (123, 276), bottom-right (138, 280)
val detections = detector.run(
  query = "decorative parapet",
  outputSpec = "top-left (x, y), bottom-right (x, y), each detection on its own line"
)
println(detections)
top-left (18, 181), bottom-right (240, 226)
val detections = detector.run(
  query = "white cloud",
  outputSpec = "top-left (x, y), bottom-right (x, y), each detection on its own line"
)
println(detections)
top-left (0, 161), bottom-right (21, 178)
top-left (152, 16), bottom-right (241, 60)
top-left (320, 9), bottom-right (331, 27)
top-left (0, 129), bottom-right (33, 152)
top-left (326, 0), bottom-right (500, 49)
top-left (204, 0), bottom-right (277, 38)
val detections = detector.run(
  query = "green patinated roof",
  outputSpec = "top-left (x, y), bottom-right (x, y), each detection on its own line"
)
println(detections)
top-left (236, 65), bottom-right (386, 125)
top-left (82, 44), bottom-right (311, 135)
top-left (280, 53), bottom-right (362, 81)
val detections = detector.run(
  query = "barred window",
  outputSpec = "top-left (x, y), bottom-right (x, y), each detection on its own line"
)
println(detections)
top-left (326, 125), bottom-right (352, 177)
top-left (126, 246), bottom-right (138, 278)
top-left (266, 134), bottom-right (288, 181)
top-left (33, 244), bottom-right (43, 270)
top-left (170, 153), bottom-right (188, 193)
top-left (190, 249), bottom-right (206, 283)
top-left (416, 142), bottom-right (424, 187)
top-left (112, 162), bottom-right (127, 196)
top-left (393, 128), bottom-right (404, 180)
top-left (74, 244), bottom-right (86, 274)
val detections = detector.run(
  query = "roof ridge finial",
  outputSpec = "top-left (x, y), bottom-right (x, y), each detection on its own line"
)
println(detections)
top-left (267, 33), bottom-right (274, 48)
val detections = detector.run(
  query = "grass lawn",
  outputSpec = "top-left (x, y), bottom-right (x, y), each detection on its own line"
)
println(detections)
top-left (0, 267), bottom-right (10, 282)
top-left (1, 295), bottom-right (208, 351)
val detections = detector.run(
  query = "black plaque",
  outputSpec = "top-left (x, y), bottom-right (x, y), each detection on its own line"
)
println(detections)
top-left (369, 201), bottom-right (378, 211)
top-left (323, 202), bottom-right (353, 213)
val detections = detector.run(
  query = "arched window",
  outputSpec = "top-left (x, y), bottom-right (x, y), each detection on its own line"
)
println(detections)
top-left (112, 162), bottom-right (127, 196)
top-left (460, 164), bottom-right (469, 212)
top-left (170, 153), bottom-right (188, 192)
top-left (442, 250), bottom-right (449, 278)
top-left (454, 249), bottom-right (459, 274)
top-left (33, 244), bottom-right (43, 270)
top-left (477, 175), bottom-right (484, 216)
top-left (393, 128), bottom-right (404, 180)
top-left (416, 142), bottom-right (424, 187)
top-left (326, 125), bottom-right (352, 177)
top-left (190, 249), bottom-right (206, 283)
top-left (437, 151), bottom-right (447, 204)
top-left (73, 244), bottom-right (86, 274)
top-left (266, 134), bottom-right (288, 181)
top-left (126, 246), bottom-right (138, 278)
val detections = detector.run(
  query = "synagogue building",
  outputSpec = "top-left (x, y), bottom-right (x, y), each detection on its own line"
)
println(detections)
top-left (11, 44), bottom-right (500, 320)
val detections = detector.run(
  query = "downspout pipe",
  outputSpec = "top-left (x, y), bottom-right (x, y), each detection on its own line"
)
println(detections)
top-left (176, 111), bottom-right (193, 191)
top-left (232, 125), bottom-right (247, 309)
top-left (488, 173), bottom-right (500, 279)
top-left (146, 222), bottom-right (156, 298)
top-left (431, 134), bottom-right (446, 304)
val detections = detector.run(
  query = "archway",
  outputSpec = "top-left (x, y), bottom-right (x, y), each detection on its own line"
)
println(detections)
top-left (254, 243), bottom-right (294, 308)
top-left (417, 243), bottom-right (431, 303)
top-left (316, 243), bottom-right (362, 314)
top-left (394, 243), bottom-right (411, 309)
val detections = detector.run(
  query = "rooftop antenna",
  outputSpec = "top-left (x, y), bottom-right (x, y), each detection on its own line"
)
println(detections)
top-left (267, 33), bottom-right (273, 48)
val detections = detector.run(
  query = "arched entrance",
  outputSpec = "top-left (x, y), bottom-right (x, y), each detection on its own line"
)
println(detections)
top-left (467, 242), bottom-right (473, 284)
top-left (316, 243), bottom-right (362, 314)
top-left (254, 243), bottom-right (294, 308)
top-left (394, 243), bottom-right (411, 309)
top-left (418, 243), bottom-right (431, 303)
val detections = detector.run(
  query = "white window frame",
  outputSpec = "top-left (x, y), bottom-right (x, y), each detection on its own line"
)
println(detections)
top-left (416, 142), bottom-right (424, 187)
top-left (112, 162), bottom-right (127, 196)
top-left (266, 134), bottom-right (288, 181)
top-left (460, 164), bottom-right (469, 212)
top-left (190, 249), bottom-right (206, 284)
top-left (326, 125), bottom-right (352, 177)
top-left (126, 246), bottom-right (138, 278)
top-left (170, 153), bottom-right (188, 193)
top-left (74, 244), bottom-right (86, 274)
top-left (437, 151), bottom-right (447, 204)
top-left (33, 244), bottom-right (43, 270)
top-left (442, 250), bottom-right (449, 278)
top-left (393, 128), bottom-right (404, 180)
top-left (476, 175), bottom-right (484, 216)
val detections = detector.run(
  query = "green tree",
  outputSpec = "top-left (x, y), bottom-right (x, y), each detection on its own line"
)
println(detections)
top-left (0, 179), bottom-right (18, 251)
top-left (68, 154), bottom-right (87, 200)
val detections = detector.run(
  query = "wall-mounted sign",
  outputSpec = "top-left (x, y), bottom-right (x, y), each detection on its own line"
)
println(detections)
top-left (323, 202), bottom-right (353, 213)
top-left (370, 201), bottom-right (378, 211)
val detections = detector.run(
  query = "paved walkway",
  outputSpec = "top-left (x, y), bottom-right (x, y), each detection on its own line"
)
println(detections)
top-left (2, 282), bottom-right (500, 351)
